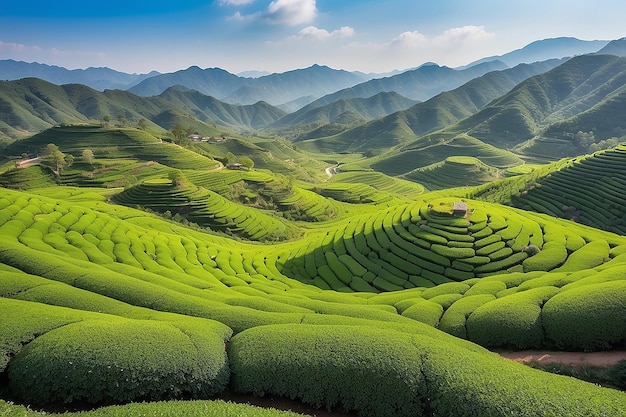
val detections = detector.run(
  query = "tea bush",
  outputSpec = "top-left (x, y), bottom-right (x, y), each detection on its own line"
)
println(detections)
top-left (466, 286), bottom-right (560, 348)
top-left (229, 324), bottom-right (426, 417)
top-left (542, 280), bottom-right (626, 350)
top-left (8, 318), bottom-right (229, 405)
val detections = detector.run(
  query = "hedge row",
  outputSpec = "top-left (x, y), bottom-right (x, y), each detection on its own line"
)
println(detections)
top-left (230, 324), bottom-right (626, 417)
top-left (8, 318), bottom-right (229, 405)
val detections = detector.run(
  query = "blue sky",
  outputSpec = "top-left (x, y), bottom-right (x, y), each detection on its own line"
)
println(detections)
top-left (1, 0), bottom-right (624, 75)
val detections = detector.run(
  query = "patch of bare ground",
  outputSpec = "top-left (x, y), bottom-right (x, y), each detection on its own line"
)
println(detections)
top-left (496, 349), bottom-right (626, 368)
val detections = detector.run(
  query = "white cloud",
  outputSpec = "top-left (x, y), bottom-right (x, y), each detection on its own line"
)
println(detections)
top-left (290, 26), bottom-right (354, 41)
top-left (433, 25), bottom-right (495, 46)
top-left (390, 31), bottom-right (428, 47)
top-left (217, 0), bottom-right (255, 5)
top-left (263, 0), bottom-right (317, 25)
top-left (328, 25), bottom-right (498, 72)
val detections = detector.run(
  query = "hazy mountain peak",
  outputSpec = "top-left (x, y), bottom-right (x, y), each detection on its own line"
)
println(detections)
top-left (461, 37), bottom-right (609, 69)
top-left (595, 37), bottom-right (626, 57)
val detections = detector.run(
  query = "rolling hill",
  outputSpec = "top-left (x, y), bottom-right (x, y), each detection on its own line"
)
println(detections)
top-left (343, 53), bottom-right (626, 178)
top-left (270, 91), bottom-right (417, 138)
top-left (0, 78), bottom-right (289, 141)
top-left (448, 54), bottom-right (626, 153)
top-left (297, 59), bottom-right (563, 155)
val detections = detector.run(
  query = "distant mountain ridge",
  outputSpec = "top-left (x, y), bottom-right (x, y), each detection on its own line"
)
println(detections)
top-left (0, 59), bottom-right (159, 90)
top-left (463, 37), bottom-right (609, 68)
top-left (298, 59), bottom-right (565, 154)
top-left (307, 60), bottom-right (509, 106)
top-left (128, 64), bottom-right (367, 107)
top-left (595, 37), bottom-right (626, 57)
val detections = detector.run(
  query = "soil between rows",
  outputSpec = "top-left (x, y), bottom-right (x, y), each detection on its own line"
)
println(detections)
top-left (496, 349), bottom-right (626, 368)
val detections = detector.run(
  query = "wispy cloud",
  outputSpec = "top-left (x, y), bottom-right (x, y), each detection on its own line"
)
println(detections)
top-left (49, 48), bottom-right (106, 59)
top-left (226, 11), bottom-right (258, 22)
top-left (390, 31), bottom-right (428, 47)
top-left (0, 40), bottom-right (106, 67)
top-left (390, 25), bottom-right (493, 49)
top-left (0, 40), bottom-right (42, 53)
top-left (328, 25), bottom-right (497, 72)
top-left (289, 26), bottom-right (354, 41)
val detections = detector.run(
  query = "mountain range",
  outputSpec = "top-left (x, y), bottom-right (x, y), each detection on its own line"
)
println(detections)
top-left (0, 37), bottom-right (613, 107)
top-left (2, 36), bottom-right (626, 185)
top-left (0, 59), bottom-right (159, 90)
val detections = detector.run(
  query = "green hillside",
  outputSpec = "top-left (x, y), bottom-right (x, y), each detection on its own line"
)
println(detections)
top-left (405, 156), bottom-right (501, 189)
top-left (3, 52), bottom-right (626, 417)
top-left (450, 54), bottom-right (626, 154)
top-left (492, 145), bottom-right (626, 235)
top-left (0, 78), bottom-right (288, 142)
top-left (367, 134), bottom-right (523, 177)
top-left (1, 184), bottom-right (626, 416)
top-left (2, 126), bottom-right (221, 171)
top-left (158, 86), bottom-right (287, 130)
top-left (270, 91), bottom-right (417, 139)
top-left (297, 59), bottom-right (562, 155)
top-left (336, 55), bottom-right (626, 184)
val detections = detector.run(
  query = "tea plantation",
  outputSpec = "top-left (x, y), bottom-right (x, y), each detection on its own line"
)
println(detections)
top-left (1, 125), bottom-right (626, 416)
top-left (1, 179), bottom-right (626, 416)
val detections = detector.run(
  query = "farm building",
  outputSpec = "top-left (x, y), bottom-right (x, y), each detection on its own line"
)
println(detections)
top-left (453, 201), bottom-right (468, 217)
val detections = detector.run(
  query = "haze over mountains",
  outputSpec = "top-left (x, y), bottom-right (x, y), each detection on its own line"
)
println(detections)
top-left (0, 37), bottom-right (611, 104)
top-left (2, 36), bottom-right (626, 186)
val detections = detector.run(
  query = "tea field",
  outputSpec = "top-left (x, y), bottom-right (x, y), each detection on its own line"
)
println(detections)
top-left (1, 127), bottom-right (626, 416)
top-left (1, 182), bottom-right (626, 416)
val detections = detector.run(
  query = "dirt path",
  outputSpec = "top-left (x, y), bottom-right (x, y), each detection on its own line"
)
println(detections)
top-left (496, 349), bottom-right (626, 368)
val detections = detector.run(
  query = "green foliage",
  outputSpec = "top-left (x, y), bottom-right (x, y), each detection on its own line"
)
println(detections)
top-left (522, 241), bottom-right (567, 272)
top-left (542, 280), bottom-right (626, 350)
top-left (230, 324), bottom-right (626, 417)
top-left (8, 318), bottom-right (229, 405)
top-left (438, 294), bottom-right (496, 338)
top-left (466, 286), bottom-right (560, 349)
top-left (230, 324), bottom-right (427, 417)
top-left (554, 240), bottom-right (610, 272)
top-left (0, 399), bottom-right (310, 417)
top-left (401, 299), bottom-right (444, 327)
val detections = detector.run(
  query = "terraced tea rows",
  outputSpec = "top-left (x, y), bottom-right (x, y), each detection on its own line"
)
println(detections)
top-left (405, 156), bottom-right (501, 190)
top-left (312, 182), bottom-right (401, 205)
top-left (115, 179), bottom-right (294, 241)
top-left (329, 170), bottom-right (426, 201)
top-left (279, 197), bottom-right (623, 293)
top-left (369, 134), bottom-right (523, 177)
top-left (5, 126), bottom-right (221, 171)
top-left (511, 145), bottom-right (626, 234)
top-left (2, 186), bottom-right (626, 415)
